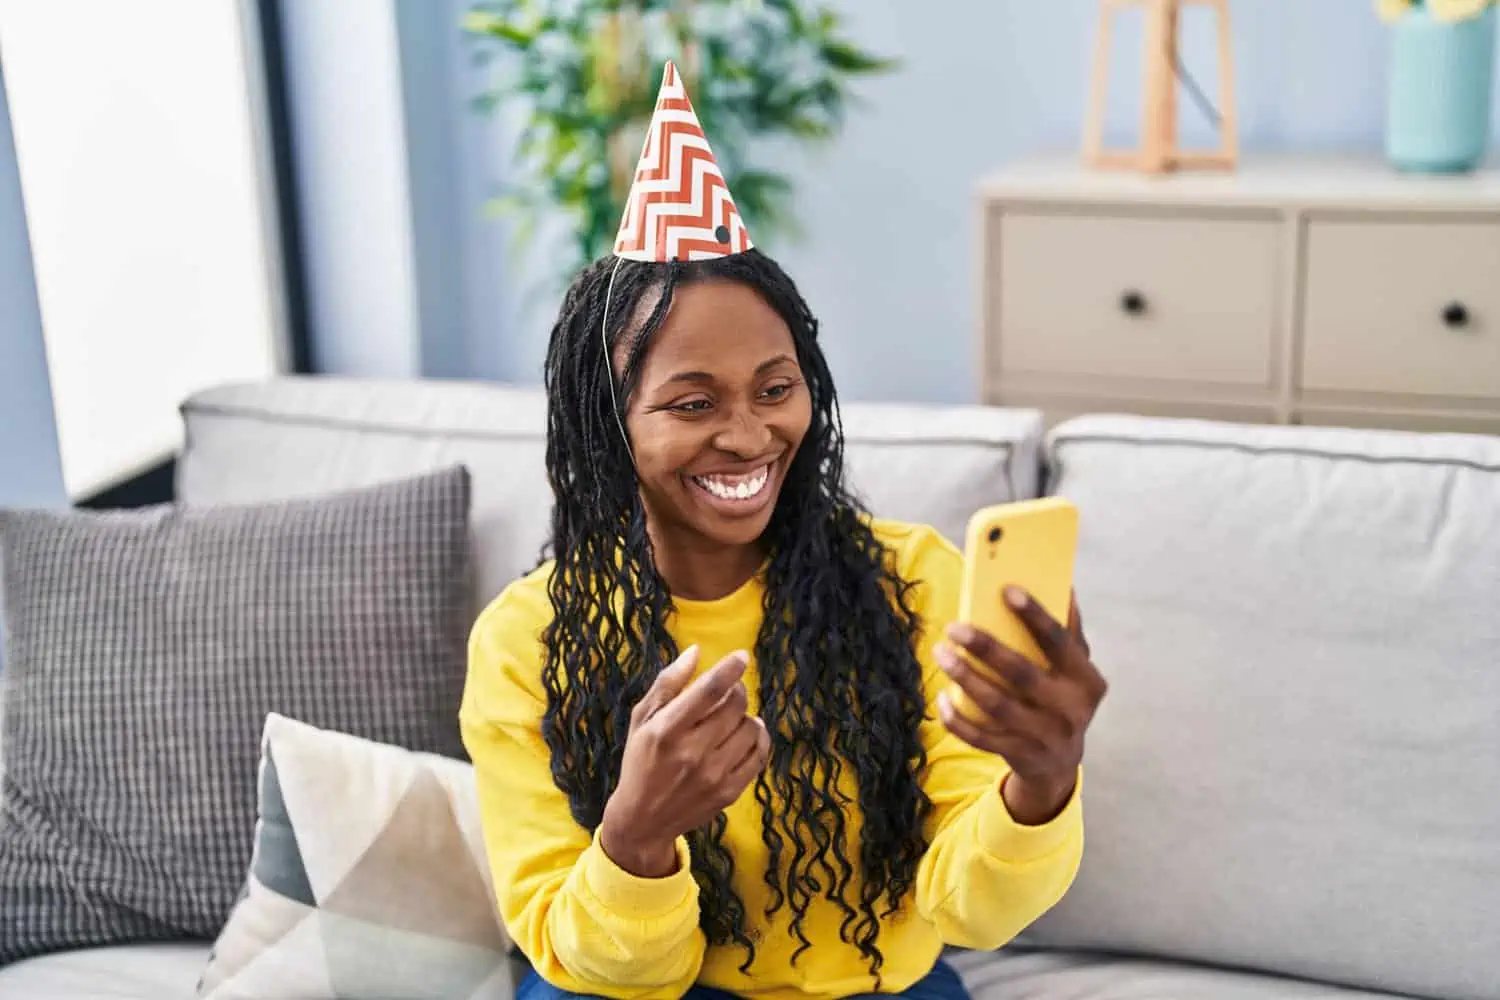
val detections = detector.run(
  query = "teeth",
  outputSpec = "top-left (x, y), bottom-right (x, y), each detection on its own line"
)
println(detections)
top-left (694, 466), bottom-right (770, 501)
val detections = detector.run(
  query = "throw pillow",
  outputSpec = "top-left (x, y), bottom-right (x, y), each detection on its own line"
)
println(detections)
top-left (198, 713), bottom-right (513, 1000)
top-left (0, 465), bottom-right (473, 964)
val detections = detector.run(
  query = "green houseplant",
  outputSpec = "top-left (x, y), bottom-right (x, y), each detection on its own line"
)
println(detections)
top-left (464, 0), bottom-right (896, 283)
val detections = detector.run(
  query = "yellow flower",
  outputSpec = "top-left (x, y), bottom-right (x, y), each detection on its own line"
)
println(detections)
top-left (1376, 0), bottom-right (1416, 21)
top-left (1429, 0), bottom-right (1493, 22)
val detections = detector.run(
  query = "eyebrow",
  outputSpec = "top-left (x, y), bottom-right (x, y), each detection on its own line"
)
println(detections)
top-left (663, 353), bottom-right (796, 386)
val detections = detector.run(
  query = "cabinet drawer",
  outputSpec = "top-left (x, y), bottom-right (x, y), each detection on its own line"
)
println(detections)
top-left (1302, 219), bottom-right (1500, 400)
top-left (992, 212), bottom-right (1280, 386)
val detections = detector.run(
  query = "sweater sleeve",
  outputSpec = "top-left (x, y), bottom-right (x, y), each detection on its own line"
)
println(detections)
top-left (900, 526), bottom-right (1086, 951)
top-left (459, 580), bottom-right (706, 999)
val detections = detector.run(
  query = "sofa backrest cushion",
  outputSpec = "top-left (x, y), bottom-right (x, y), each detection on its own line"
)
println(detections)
top-left (177, 377), bottom-right (1043, 608)
top-left (1023, 414), bottom-right (1500, 1000)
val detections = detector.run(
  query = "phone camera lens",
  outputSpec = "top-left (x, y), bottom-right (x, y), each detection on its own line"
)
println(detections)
top-left (987, 526), bottom-right (1003, 543)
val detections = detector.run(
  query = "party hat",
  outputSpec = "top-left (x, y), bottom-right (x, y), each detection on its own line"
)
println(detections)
top-left (612, 61), bottom-right (753, 263)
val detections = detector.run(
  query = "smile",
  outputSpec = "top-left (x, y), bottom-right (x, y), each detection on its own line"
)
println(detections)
top-left (690, 464), bottom-right (772, 503)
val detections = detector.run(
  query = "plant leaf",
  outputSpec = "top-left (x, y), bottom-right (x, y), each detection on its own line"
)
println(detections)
top-left (464, 11), bottom-right (538, 46)
top-left (820, 40), bottom-right (900, 74)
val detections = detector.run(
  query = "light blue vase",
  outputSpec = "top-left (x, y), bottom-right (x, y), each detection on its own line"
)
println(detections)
top-left (1386, 5), bottom-right (1497, 173)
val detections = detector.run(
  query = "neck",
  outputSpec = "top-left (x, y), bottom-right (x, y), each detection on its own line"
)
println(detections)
top-left (647, 523), bottom-right (764, 601)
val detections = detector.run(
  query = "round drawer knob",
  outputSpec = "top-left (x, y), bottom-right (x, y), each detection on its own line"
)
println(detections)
top-left (1442, 302), bottom-right (1470, 329)
top-left (1120, 290), bottom-right (1147, 316)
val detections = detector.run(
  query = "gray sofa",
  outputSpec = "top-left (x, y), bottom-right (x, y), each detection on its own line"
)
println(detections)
top-left (1, 375), bottom-right (1495, 1000)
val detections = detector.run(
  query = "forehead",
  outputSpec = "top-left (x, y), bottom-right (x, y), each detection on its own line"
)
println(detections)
top-left (634, 279), bottom-right (794, 377)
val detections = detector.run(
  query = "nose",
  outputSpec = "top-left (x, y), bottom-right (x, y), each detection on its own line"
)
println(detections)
top-left (713, 405), bottom-right (773, 458)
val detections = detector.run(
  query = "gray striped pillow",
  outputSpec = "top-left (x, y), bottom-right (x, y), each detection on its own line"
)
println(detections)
top-left (0, 465), bottom-right (473, 965)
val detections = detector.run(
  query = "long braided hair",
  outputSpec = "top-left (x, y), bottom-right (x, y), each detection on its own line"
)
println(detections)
top-left (538, 248), bottom-right (932, 980)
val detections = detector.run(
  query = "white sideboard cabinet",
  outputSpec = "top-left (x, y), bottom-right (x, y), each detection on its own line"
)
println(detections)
top-left (977, 155), bottom-right (1500, 433)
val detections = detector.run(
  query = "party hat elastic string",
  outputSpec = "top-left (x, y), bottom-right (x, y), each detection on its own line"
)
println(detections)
top-left (600, 256), bottom-right (634, 465)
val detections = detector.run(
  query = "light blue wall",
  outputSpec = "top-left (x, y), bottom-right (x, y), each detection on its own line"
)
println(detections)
top-left (443, 0), bottom-right (1500, 402)
top-left (0, 58), bottom-right (66, 511)
top-left (287, 3), bottom-right (1499, 400)
top-left (395, 0), bottom-right (471, 379)
top-left (277, 0), bottom-right (517, 382)
top-left (277, 0), bottom-right (425, 378)
top-left (764, 0), bottom-right (1453, 404)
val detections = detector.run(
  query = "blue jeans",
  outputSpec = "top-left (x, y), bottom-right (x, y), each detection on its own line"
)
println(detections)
top-left (515, 957), bottom-right (969, 1000)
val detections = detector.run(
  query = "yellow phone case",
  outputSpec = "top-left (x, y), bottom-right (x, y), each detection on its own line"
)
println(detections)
top-left (951, 496), bottom-right (1080, 721)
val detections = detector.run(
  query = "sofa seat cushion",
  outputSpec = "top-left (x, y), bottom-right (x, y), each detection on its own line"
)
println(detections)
top-left (950, 947), bottom-right (1407, 1000)
top-left (0, 943), bottom-right (210, 1000)
top-left (1025, 415), bottom-right (1500, 1000)
top-left (176, 376), bottom-right (1045, 608)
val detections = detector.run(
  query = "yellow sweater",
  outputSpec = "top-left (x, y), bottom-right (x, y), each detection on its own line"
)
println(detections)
top-left (460, 519), bottom-right (1083, 1000)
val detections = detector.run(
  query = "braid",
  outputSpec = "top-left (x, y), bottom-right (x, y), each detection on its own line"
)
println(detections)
top-left (539, 250), bottom-right (931, 983)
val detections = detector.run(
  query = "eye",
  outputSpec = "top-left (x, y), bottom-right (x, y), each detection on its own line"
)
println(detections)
top-left (759, 380), bottom-right (800, 402)
top-left (668, 398), bottom-right (712, 415)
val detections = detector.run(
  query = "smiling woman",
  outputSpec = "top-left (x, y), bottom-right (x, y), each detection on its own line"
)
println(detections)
top-left (623, 279), bottom-right (813, 599)
top-left (459, 61), bottom-right (1105, 1000)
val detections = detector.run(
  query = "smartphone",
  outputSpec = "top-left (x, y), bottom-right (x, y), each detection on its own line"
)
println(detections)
top-left (951, 496), bottom-right (1080, 721)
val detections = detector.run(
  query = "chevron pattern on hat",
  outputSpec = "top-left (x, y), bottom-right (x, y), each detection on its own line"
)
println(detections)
top-left (613, 61), bottom-right (753, 263)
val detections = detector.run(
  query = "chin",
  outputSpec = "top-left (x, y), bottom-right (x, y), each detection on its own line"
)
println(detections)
top-left (697, 504), bottom-right (779, 549)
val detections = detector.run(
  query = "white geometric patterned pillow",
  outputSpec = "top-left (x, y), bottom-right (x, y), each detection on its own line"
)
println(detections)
top-left (198, 714), bottom-right (514, 1000)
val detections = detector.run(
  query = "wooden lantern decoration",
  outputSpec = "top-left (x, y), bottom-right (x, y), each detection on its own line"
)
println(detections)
top-left (1083, 0), bottom-right (1238, 174)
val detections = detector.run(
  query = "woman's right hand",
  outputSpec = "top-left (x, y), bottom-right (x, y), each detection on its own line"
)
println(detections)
top-left (599, 646), bottom-right (770, 878)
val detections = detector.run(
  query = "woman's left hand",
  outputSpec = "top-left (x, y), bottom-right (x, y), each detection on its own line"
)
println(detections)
top-left (934, 586), bottom-right (1108, 826)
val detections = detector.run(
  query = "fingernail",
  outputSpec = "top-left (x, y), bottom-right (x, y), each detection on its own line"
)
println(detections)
top-left (946, 622), bottom-right (976, 645)
top-left (934, 642), bottom-right (961, 674)
top-left (1004, 586), bottom-right (1027, 609)
top-left (936, 690), bottom-right (954, 719)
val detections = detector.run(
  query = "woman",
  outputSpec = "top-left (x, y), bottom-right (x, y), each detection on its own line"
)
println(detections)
top-left (461, 64), bottom-right (1107, 1000)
